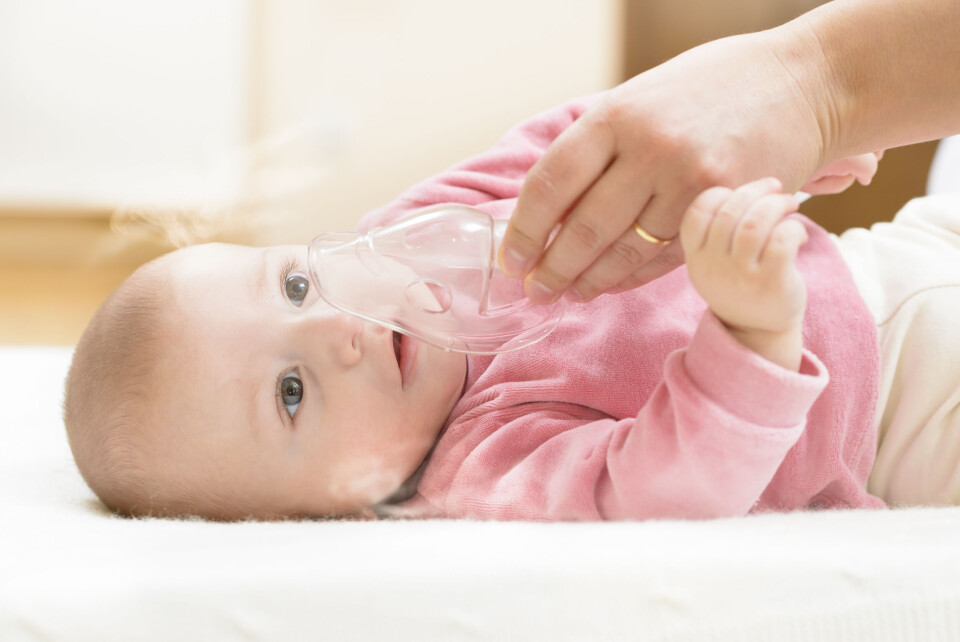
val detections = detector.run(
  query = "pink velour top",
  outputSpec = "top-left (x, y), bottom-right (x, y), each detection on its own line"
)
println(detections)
top-left (358, 95), bottom-right (885, 521)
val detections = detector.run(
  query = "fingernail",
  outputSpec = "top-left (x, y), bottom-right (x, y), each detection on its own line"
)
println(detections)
top-left (767, 177), bottom-right (782, 190)
top-left (564, 287), bottom-right (585, 303)
top-left (499, 246), bottom-right (530, 278)
top-left (526, 280), bottom-right (556, 305)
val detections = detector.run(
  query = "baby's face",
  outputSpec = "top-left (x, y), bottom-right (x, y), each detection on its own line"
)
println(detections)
top-left (153, 243), bottom-right (467, 518)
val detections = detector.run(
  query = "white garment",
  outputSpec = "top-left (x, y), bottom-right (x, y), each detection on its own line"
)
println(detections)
top-left (928, 134), bottom-right (960, 194)
top-left (833, 194), bottom-right (960, 506)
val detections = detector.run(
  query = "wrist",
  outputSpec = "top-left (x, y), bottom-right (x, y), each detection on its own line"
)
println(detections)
top-left (765, 16), bottom-right (846, 168)
top-left (724, 323), bottom-right (804, 372)
top-left (776, 0), bottom-right (960, 157)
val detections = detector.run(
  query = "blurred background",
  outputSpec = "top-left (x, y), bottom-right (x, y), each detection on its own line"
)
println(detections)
top-left (0, 0), bottom-right (938, 344)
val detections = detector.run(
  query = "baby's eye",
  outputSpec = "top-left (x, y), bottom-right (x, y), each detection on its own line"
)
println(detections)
top-left (285, 273), bottom-right (310, 307)
top-left (279, 373), bottom-right (303, 418)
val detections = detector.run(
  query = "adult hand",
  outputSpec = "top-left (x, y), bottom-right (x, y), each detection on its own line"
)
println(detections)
top-left (498, 27), bottom-right (835, 305)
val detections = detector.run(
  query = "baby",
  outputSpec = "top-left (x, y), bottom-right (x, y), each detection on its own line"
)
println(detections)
top-left (64, 95), bottom-right (958, 521)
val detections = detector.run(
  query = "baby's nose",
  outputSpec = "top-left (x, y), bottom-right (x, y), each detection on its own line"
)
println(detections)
top-left (296, 309), bottom-right (364, 366)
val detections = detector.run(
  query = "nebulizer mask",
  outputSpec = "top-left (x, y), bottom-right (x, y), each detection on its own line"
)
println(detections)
top-left (307, 206), bottom-right (565, 354)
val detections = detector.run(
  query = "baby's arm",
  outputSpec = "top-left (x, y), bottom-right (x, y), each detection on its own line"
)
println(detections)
top-left (680, 178), bottom-right (808, 371)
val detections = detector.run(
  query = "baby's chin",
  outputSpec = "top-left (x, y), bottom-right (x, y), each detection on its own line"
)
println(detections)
top-left (324, 462), bottom-right (416, 511)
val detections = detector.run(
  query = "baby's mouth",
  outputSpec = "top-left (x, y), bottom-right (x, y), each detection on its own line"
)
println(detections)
top-left (392, 331), bottom-right (402, 368)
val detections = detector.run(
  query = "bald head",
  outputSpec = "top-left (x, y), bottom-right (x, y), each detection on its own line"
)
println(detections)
top-left (64, 255), bottom-right (181, 516)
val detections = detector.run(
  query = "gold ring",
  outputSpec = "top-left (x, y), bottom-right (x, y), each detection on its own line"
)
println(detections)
top-left (632, 221), bottom-right (674, 245)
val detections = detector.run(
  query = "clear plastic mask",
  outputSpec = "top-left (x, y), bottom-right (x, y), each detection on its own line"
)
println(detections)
top-left (308, 205), bottom-right (565, 354)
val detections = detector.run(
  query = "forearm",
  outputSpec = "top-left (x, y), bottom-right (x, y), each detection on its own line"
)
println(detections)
top-left (777, 0), bottom-right (960, 160)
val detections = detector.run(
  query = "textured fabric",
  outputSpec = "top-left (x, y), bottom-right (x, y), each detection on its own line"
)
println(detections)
top-left (360, 95), bottom-right (884, 521)
top-left (834, 194), bottom-right (960, 506)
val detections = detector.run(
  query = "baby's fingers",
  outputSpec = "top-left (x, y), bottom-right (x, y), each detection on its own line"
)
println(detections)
top-left (679, 186), bottom-right (732, 255)
top-left (701, 178), bottom-right (782, 251)
top-left (759, 218), bottom-right (809, 270)
top-left (730, 193), bottom-right (801, 264)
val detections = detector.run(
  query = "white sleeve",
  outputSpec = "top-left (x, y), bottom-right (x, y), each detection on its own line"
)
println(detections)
top-left (927, 135), bottom-right (960, 195)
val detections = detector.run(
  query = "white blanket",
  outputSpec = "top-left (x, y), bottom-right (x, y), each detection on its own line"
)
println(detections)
top-left (3, 346), bottom-right (960, 641)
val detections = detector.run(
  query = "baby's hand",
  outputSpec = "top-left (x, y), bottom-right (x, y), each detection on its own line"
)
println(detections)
top-left (680, 178), bottom-right (808, 370)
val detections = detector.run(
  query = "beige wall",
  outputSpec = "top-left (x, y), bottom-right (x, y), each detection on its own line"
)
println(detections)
top-left (249, 0), bottom-right (622, 244)
top-left (0, 1), bottom-right (621, 344)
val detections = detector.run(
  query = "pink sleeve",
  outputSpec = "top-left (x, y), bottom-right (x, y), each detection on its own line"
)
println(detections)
top-left (355, 94), bottom-right (600, 231)
top-left (431, 312), bottom-right (828, 522)
top-left (596, 311), bottom-right (827, 520)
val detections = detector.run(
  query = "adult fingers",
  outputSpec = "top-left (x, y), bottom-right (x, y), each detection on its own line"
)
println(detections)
top-left (561, 202), bottom-right (671, 302)
top-left (850, 152), bottom-right (880, 185)
top-left (802, 174), bottom-right (857, 195)
top-left (564, 178), bottom-right (719, 301)
top-left (605, 186), bottom-right (731, 295)
top-left (605, 244), bottom-right (686, 294)
top-left (801, 152), bottom-right (879, 194)
top-left (498, 113), bottom-right (617, 279)
top-left (522, 156), bottom-right (653, 304)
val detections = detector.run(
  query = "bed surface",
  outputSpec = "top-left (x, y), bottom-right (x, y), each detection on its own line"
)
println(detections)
top-left (3, 346), bottom-right (960, 641)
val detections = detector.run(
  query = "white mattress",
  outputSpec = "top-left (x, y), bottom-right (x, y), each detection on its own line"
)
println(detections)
top-left (4, 346), bottom-right (960, 641)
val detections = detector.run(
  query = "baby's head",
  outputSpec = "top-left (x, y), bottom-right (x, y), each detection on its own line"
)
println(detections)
top-left (64, 243), bottom-right (466, 520)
